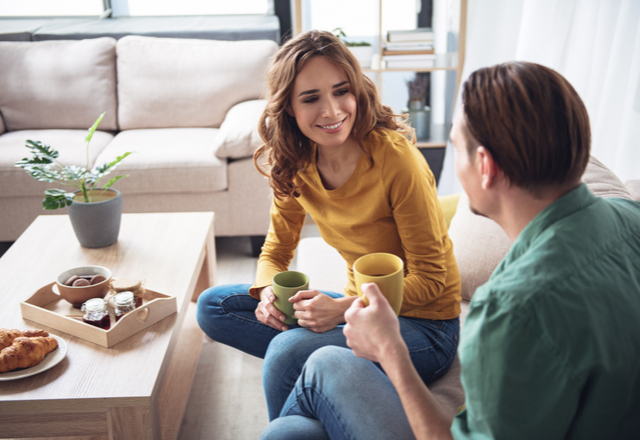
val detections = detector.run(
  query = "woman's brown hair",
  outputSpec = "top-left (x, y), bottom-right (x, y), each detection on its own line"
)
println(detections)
top-left (462, 61), bottom-right (590, 196)
top-left (254, 30), bottom-right (414, 199)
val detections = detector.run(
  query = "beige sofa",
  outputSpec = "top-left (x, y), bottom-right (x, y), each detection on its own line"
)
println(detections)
top-left (0, 36), bottom-right (277, 250)
top-left (296, 156), bottom-right (640, 416)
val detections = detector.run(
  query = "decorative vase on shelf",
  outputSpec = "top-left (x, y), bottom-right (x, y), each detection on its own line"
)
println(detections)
top-left (348, 46), bottom-right (373, 68)
top-left (67, 188), bottom-right (123, 249)
top-left (405, 99), bottom-right (431, 141)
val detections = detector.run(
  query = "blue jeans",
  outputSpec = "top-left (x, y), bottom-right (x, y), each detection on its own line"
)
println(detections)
top-left (261, 346), bottom-right (416, 440)
top-left (196, 283), bottom-right (459, 421)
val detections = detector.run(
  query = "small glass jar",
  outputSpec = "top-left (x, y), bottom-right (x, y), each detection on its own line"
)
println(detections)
top-left (114, 291), bottom-right (137, 322)
top-left (112, 278), bottom-right (144, 308)
top-left (81, 298), bottom-right (111, 330)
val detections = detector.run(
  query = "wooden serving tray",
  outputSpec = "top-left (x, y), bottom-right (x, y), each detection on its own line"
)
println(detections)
top-left (20, 282), bottom-right (177, 348)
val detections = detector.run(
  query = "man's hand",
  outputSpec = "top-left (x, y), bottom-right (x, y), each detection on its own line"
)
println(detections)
top-left (291, 290), bottom-right (356, 333)
top-left (344, 283), bottom-right (404, 363)
top-left (255, 286), bottom-right (289, 331)
top-left (345, 283), bottom-right (454, 440)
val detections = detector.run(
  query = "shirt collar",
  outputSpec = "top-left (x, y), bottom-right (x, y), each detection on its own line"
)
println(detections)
top-left (498, 183), bottom-right (598, 270)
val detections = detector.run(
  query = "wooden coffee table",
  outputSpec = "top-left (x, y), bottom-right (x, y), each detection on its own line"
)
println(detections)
top-left (0, 212), bottom-right (216, 440)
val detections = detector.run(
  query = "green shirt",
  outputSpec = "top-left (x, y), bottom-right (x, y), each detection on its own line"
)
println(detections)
top-left (452, 184), bottom-right (640, 440)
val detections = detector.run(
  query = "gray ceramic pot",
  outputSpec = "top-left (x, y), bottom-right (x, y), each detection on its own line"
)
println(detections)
top-left (67, 188), bottom-right (123, 248)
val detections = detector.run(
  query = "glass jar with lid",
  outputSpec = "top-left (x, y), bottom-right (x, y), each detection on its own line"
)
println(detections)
top-left (81, 298), bottom-right (111, 330)
top-left (114, 291), bottom-right (137, 322)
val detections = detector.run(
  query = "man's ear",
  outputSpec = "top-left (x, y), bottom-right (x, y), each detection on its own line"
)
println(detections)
top-left (476, 146), bottom-right (499, 190)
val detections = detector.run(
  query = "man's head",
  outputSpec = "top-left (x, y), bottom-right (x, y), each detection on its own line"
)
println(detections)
top-left (452, 62), bottom-right (591, 203)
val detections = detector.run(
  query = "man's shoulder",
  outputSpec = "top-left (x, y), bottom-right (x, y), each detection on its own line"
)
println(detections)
top-left (469, 195), bottom-right (640, 343)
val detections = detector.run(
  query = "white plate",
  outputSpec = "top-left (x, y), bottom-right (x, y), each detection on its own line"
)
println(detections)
top-left (0, 335), bottom-right (68, 381)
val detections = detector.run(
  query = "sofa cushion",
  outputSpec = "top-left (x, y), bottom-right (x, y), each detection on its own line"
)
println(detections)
top-left (0, 37), bottom-right (118, 131)
top-left (448, 192), bottom-right (512, 302)
top-left (0, 129), bottom-right (114, 197)
top-left (214, 99), bottom-right (266, 160)
top-left (93, 128), bottom-right (227, 195)
top-left (625, 180), bottom-right (640, 202)
top-left (116, 36), bottom-right (278, 130)
top-left (448, 155), bottom-right (633, 301)
top-left (582, 156), bottom-right (633, 199)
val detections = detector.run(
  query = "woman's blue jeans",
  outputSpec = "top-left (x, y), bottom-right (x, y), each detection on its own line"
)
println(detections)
top-left (196, 283), bottom-right (459, 421)
top-left (261, 346), bottom-right (417, 440)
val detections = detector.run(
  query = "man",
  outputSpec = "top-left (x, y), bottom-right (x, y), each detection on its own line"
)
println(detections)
top-left (260, 61), bottom-right (640, 440)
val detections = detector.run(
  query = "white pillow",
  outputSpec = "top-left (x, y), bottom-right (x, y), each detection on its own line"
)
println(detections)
top-left (213, 99), bottom-right (266, 160)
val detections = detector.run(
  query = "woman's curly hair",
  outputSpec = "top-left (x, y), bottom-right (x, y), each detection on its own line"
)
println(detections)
top-left (254, 30), bottom-right (414, 199)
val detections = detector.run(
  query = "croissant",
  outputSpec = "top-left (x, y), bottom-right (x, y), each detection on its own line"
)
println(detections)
top-left (0, 328), bottom-right (49, 351)
top-left (0, 336), bottom-right (58, 373)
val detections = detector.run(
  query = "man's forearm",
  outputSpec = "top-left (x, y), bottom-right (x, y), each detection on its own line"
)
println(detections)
top-left (380, 344), bottom-right (454, 440)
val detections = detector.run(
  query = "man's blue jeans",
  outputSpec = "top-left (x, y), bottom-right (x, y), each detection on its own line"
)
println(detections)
top-left (196, 283), bottom-right (459, 421)
top-left (261, 346), bottom-right (417, 440)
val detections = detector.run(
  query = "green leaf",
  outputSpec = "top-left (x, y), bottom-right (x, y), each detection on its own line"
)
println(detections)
top-left (25, 140), bottom-right (59, 160)
top-left (60, 165), bottom-right (86, 182)
top-left (89, 152), bottom-right (133, 181)
top-left (106, 152), bottom-right (133, 170)
top-left (85, 112), bottom-right (106, 143)
top-left (103, 175), bottom-right (128, 189)
top-left (21, 165), bottom-right (60, 182)
top-left (42, 189), bottom-right (74, 210)
top-left (333, 27), bottom-right (347, 39)
top-left (15, 141), bottom-right (59, 170)
top-left (15, 156), bottom-right (54, 167)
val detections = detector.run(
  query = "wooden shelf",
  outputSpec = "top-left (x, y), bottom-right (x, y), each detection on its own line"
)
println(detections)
top-left (365, 52), bottom-right (458, 73)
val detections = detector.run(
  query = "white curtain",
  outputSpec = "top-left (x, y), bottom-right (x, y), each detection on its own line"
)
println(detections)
top-left (438, 0), bottom-right (640, 195)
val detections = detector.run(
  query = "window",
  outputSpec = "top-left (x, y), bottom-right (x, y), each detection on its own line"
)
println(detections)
top-left (122, 0), bottom-right (273, 16)
top-left (305, 0), bottom-right (418, 43)
top-left (0, 0), bottom-right (104, 16)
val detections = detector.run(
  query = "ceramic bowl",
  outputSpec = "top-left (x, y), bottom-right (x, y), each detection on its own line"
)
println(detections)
top-left (56, 265), bottom-right (112, 309)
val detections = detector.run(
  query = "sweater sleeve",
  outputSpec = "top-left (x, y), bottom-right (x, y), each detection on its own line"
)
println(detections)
top-left (384, 143), bottom-right (449, 312)
top-left (249, 194), bottom-right (307, 299)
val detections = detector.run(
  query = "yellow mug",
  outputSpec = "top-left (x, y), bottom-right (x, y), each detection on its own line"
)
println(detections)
top-left (353, 253), bottom-right (404, 315)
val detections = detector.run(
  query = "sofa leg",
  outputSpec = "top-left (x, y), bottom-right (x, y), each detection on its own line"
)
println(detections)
top-left (250, 235), bottom-right (266, 258)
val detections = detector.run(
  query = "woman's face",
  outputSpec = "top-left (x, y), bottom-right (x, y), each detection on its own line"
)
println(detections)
top-left (289, 56), bottom-right (357, 150)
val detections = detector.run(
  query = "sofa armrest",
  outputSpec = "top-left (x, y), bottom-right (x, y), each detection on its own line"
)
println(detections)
top-left (213, 99), bottom-right (267, 160)
top-left (0, 113), bottom-right (5, 135)
top-left (625, 180), bottom-right (640, 202)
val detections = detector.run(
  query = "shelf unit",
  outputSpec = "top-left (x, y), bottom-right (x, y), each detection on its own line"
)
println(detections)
top-left (292, 0), bottom-right (467, 151)
top-left (372, 0), bottom-right (467, 149)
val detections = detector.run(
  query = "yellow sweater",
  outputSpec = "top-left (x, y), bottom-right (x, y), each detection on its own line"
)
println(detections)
top-left (250, 129), bottom-right (461, 320)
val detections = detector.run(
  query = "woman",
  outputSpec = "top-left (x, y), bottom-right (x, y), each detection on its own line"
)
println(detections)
top-left (196, 30), bottom-right (461, 421)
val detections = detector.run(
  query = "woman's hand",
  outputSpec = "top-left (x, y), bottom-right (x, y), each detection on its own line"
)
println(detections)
top-left (291, 290), bottom-right (357, 333)
top-left (255, 286), bottom-right (289, 331)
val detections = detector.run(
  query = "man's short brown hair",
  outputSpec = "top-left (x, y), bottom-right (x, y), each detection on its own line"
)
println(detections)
top-left (462, 62), bottom-right (590, 195)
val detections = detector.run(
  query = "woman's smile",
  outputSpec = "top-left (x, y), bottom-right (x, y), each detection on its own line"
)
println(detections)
top-left (317, 117), bottom-right (346, 133)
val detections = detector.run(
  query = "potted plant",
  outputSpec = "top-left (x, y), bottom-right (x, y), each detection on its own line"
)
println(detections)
top-left (404, 73), bottom-right (431, 141)
top-left (15, 112), bottom-right (132, 248)
top-left (334, 27), bottom-right (373, 68)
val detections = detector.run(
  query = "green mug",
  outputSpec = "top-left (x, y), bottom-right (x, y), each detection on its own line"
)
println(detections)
top-left (272, 271), bottom-right (310, 324)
